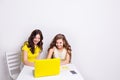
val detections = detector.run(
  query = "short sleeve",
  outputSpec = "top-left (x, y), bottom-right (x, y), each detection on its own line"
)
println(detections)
top-left (21, 42), bottom-right (29, 52)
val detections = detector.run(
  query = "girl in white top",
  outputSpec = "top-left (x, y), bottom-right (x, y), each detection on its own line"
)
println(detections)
top-left (47, 34), bottom-right (72, 65)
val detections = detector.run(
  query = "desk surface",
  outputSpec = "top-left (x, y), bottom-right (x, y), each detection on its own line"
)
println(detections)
top-left (17, 64), bottom-right (84, 80)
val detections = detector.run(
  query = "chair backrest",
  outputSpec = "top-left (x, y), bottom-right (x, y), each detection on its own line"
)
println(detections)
top-left (5, 52), bottom-right (21, 80)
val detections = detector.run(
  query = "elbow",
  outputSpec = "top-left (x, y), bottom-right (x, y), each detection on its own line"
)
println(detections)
top-left (23, 60), bottom-right (29, 65)
top-left (66, 61), bottom-right (70, 64)
top-left (23, 60), bottom-right (27, 65)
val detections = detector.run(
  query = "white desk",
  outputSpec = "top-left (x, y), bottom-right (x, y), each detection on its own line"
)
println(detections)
top-left (16, 64), bottom-right (84, 80)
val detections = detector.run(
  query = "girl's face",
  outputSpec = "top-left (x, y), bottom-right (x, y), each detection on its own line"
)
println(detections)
top-left (56, 39), bottom-right (64, 49)
top-left (33, 34), bottom-right (40, 45)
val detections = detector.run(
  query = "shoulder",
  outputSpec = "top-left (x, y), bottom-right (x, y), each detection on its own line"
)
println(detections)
top-left (22, 41), bottom-right (28, 46)
top-left (21, 41), bottom-right (29, 51)
top-left (24, 41), bottom-right (28, 45)
top-left (49, 46), bottom-right (56, 52)
top-left (63, 48), bottom-right (67, 52)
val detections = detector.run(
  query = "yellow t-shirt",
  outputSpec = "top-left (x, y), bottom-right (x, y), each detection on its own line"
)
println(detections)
top-left (21, 41), bottom-right (41, 62)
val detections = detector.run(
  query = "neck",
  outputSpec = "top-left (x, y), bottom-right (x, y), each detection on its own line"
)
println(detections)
top-left (57, 47), bottom-right (64, 50)
top-left (34, 45), bottom-right (37, 48)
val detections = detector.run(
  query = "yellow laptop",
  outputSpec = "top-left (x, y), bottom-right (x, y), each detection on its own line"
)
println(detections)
top-left (34, 58), bottom-right (60, 78)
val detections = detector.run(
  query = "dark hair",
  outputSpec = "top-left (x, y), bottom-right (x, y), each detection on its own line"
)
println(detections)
top-left (48, 33), bottom-right (72, 62)
top-left (28, 29), bottom-right (43, 54)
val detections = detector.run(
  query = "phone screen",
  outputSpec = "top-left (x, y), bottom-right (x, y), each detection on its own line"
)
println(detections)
top-left (70, 70), bottom-right (77, 74)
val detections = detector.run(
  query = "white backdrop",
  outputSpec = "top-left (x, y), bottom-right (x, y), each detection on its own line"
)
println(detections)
top-left (0, 0), bottom-right (120, 80)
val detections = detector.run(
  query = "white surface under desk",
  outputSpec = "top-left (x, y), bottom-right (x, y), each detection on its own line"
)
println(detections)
top-left (16, 64), bottom-right (84, 80)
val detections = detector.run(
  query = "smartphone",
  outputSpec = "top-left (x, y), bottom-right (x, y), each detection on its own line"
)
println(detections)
top-left (70, 70), bottom-right (77, 74)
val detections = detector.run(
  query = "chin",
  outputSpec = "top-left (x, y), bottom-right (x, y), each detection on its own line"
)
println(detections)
top-left (34, 42), bottom-right (38, 45)
top-left (58, 47), bottom-right (62, 49)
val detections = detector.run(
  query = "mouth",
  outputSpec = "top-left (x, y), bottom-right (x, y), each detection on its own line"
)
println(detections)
top-left (57, 46), bottom-right (62, 48)
top-left (34, 41), bottom-right (38, 44)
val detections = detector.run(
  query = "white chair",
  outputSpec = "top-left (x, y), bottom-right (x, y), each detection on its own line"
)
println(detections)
top-left (5, 52), bottom-right (21, 80)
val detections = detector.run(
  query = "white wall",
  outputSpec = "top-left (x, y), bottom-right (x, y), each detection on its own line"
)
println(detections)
top-left (0, 0), bottom-right (120, 80)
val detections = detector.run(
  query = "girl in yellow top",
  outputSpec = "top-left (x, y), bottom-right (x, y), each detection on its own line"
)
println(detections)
top-left (21, 29), bottom-right (43, 67)
top-left (47, 34), bottom-right (72, 65)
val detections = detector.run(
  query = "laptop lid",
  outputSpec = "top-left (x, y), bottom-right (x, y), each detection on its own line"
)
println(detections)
top-left (34, 58), bottom-right (60, 78)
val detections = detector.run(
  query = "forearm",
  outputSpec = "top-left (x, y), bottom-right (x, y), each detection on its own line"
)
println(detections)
top-left (47, 55), bottom-right (52, 59)
top-left (23, 60), bottom-right (34, 67)
top-left (61, 60), bottom-right (70, 65)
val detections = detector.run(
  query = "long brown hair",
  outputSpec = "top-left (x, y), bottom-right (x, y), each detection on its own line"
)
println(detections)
top-left (48, 33), bottom-right (72, 62)
top-left (28, 29), bottom-right (43, 54)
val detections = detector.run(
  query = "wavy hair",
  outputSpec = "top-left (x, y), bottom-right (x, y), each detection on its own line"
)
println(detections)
top-left (28, 29), bottom-right (43, 54)
top-left (48, 33), bottom-right (72, 62)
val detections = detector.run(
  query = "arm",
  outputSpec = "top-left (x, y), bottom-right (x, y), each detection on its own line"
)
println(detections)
top-left (22, 51), bottom-right (34, 67)
top-left (47, 48), bottom-right (54, 59)
top-left (61, 53), bottom-right (70, 65)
